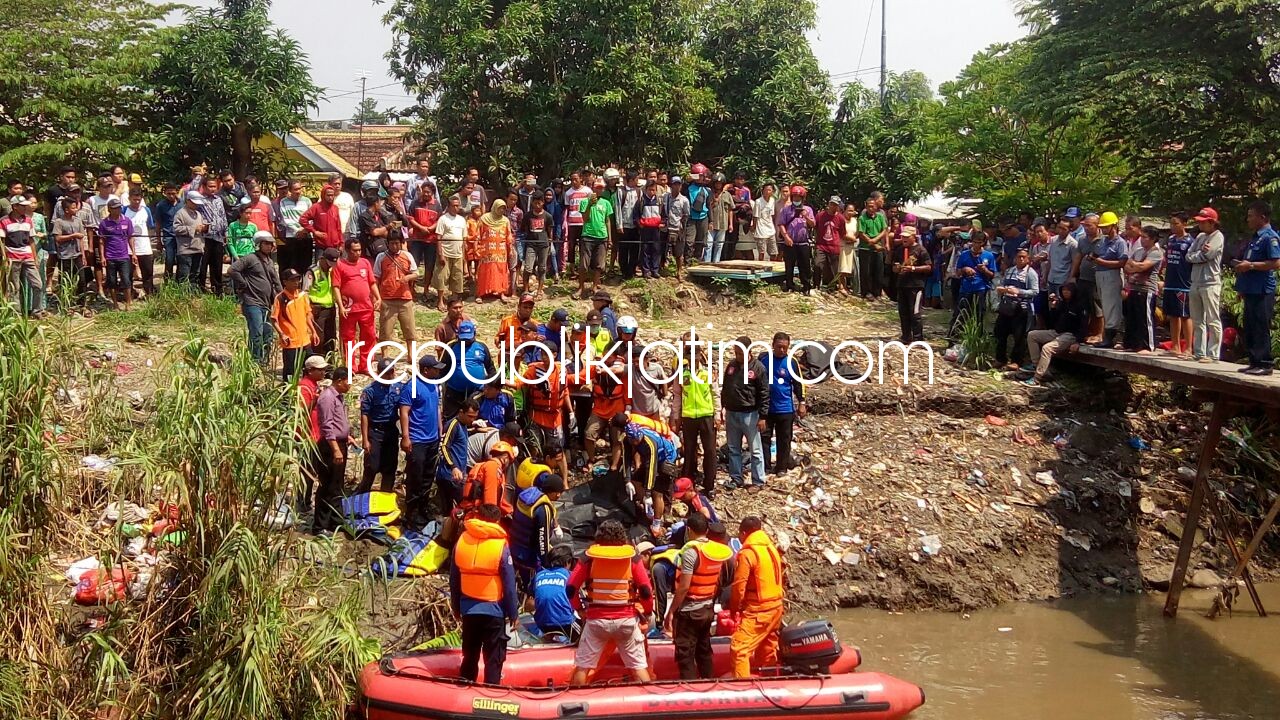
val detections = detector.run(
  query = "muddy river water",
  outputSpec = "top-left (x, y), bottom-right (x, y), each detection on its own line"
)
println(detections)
top-left (832, 585), bottom-right (1280, 720)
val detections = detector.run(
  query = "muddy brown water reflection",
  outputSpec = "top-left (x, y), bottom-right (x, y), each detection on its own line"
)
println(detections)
top-left (831, 585), bottom-right (1280, 719)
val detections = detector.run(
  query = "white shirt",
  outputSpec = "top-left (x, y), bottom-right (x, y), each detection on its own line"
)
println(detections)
top-left (753, 197), bottom-right (777, 239)
top-left (278, 196), bottom-right (311, 238)
top-left (124, 204), bottom-right (154, 256)
top-left (435, 212), bottom-right (468, 258)
top-left (334, 191), bottom-right (356, 237)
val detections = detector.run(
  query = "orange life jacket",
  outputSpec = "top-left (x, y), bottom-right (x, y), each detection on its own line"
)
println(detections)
top-left (629, 413), bottom-right (674, 440)
top-left (584, 544), bottom-right (637, 607)
top-left (740, 530), bottom-right (784, 607)
top-left (680, 540), bottom-right (734, 602)
top-left (453, 519), bottom-right (508, 602)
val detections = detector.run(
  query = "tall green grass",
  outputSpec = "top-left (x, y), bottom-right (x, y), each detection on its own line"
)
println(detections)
top-left (0, 305), bottom-right (385, 720)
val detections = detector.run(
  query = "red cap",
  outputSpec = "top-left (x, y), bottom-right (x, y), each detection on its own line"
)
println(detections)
top-left (673, 477), bottom-right (694, 495)
top-left (790, 185), bottom-right (807, 197)
top-left (1193, 207), bottom-right (1219, 223)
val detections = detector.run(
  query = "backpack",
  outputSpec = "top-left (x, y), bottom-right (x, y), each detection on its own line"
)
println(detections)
top-left (690, 186), bottom-right (707, 215)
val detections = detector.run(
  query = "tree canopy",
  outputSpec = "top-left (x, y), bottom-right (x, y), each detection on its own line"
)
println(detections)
top-left (1020, 0), bottom-right (1280, 207)
top-left (144, 0), bottom-right (321, 180)
top-left (0, 0), bottom-right (172, 180)
top-left (927, 43), bottom-right (1131, 219)
top-left (353, 98), bottom-right (391, 125)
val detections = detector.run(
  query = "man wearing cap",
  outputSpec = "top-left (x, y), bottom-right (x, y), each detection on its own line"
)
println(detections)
top-left (296, 355), bottom-right (329, 511)
top-left (1234, 201), bottom-right (1280, 375)
top-left (272, 268), bottom-right (317, 382)
top-left (97, 198), bottom-right (135, 311)
top-left (895, 227), bottom-right (934, 344)
top-left (1186, 207), bottom-right (1225, 363)
top-left (443, 319), bottom-right (496, 418)
top-left (815, 196), bottom-right (846, 290)
top-left (332, 239), bottom-right (381, 375)
top-left (539, 307), bottom-right (570, 358)
top-left (1090, 211), bottom-right (1129, 349)
top-left (1063, 207), bottom-right (1085, 242)
top-left (686, 166), bottom-right (712, 264)
top-left (303, 248), bottom-right (341, 356)
top-left (720, 337), bottom-right (768, 490)
top-left (705, 173), bottom-right (735, 264)
top-left (400, 355), bottom-right (445, 527)
top-left (196, 175), bottom-right (229, 295)
top-left (374, 233), bottom-right (419, 353)
top-left (172, 191), bottom-right (208, 287)
top-left (777, 186), bottom-right (815, 296)
top-left (357, 188), bottom-right (397, 260)
top-left (1, 195), bottom-right (45, 315)
top-left (662, 176), bottom-right (691, 279)
top-left (229, 231), bottom-right (283, 364)
top-left (590, 290), bottom-right (617, 335)
top-left (511, 470), bottom-right (566, 586)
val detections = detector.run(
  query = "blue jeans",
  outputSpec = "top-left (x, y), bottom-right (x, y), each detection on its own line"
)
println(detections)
top-left (703, 229), bottom-right (727, 263)
top-left (242, 304), bottom-right (273, 364)
top-left (725, 410), bottom-right (765, 485)
top-left (162, 235), bottom-right (177, 277)
top-left (176, 253), bottom-right (202, 287)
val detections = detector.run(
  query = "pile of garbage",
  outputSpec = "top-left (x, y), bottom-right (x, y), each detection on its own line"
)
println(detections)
top-left (64, 500), bottom-right (186, 606)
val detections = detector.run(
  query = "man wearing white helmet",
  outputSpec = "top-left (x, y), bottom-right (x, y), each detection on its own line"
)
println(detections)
top-left (229, 231), bottom-right (283, 364)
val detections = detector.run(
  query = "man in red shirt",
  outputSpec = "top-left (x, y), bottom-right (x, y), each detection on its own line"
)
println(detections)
top-left (332, 239), bottom-right (381, 375)
top-left (300, 185), bottom-right (344, 258)
top-left (566, 520), bottom-right (654, 685)
top-left (408, 183), bottom-right (441, 300)
top-left (296, 355), bottom-right (329, 514)
top-left (815, 196), bottom-right (846, 291)
top-left (242, 181), bottom-right (275, 238)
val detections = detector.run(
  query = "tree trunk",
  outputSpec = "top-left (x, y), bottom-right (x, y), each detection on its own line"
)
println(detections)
top-left (231, 119), bottom-right (253, 179)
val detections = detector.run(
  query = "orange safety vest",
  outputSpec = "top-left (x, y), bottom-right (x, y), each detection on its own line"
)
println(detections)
top-left (529, 373), bottom-right (565, 414)
top-left (740, 530), bottom-right (784, 607)
top-left (680, 540), bottom-right (734, 602)
top-left (454, 519), bottom-right (508, 602)
top-left (584, 544), bottom-right (637, 607)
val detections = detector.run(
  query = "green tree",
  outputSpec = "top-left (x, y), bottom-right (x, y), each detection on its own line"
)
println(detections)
top-left (1020, 0), bottom-right (1280, 207)
top-left (380, 0), bottom-right (715, 184)
top-left (928, 43), bottom-right (1130, 219)
top-left (0, 0), bottom-right (172, 183)
top-left (353, 97), bottom-right (391, 125)
top-left (814, 73), bottom-right (934, 207)
top-left (692, 0), bottom-right (833, 184)
top-left (144, 0), bottom-right (321, 180)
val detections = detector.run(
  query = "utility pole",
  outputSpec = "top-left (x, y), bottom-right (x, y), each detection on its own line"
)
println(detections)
top-left (879, 0), bottom-right (888, 110)
top-left (356, 71), bottom-right (369, 175)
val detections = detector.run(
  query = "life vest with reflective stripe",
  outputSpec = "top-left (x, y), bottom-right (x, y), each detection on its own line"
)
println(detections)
top-left (454, 519), bottom-right (508, 602)
top-left (650, 547), bottom-right (681, 568)
top-left (679, 540), bottom-right (734, 601)
top-left (627, 413), bottom-right (673, 440)
top-left (515, 459), bottom-right (553, 490)
top-left (584, 544), bottom-right (637, 607)
top-left (510, 487), bottom-right (557, 566)
top-left (740, 530), bottom-right (784, 607)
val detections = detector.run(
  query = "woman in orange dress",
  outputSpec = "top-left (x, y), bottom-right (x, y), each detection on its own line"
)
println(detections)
top-left (475, 199), bottom-right (513, 301)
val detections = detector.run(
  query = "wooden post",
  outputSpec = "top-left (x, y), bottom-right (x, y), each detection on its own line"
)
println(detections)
top-left (1222, 496), bottom-right (1280, 588)
top-left (1205, 493), bottom-right (1267, 618)
top-left (1164, 397), bottom-right (1229, 618)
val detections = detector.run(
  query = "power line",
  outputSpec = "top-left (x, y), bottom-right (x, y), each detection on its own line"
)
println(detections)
top-left (854, 0), bottom-right (877, 76)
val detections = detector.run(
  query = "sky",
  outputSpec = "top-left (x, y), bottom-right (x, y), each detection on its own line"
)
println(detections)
top-left (186, 0), bottom-right (1028, 121)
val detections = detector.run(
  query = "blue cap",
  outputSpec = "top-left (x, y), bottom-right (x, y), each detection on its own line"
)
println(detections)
top-left (1063, 207), bottom-right (1082, 219)
top-left (458, 319), bottom-right (477, 340)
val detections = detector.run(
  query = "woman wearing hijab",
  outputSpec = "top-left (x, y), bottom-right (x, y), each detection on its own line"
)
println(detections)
top-left (475, 199), bottom-right (513, 300)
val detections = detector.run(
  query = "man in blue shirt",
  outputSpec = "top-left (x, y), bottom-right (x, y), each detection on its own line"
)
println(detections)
top-left (153, 183), bottom-right (182, 281)
top-left (399, 354), bottom-right (445, 528)
top-left (539, 308), bottom-right (569, 359)
top-left (1234, 201), bottom-right (1280, 375)
top-left (999, 220), bottom-right (1027, 271)
top-left (761, 332), bottom-right (805, 475)
top-left (686, 168), bottom-right (712, 264)
top-left (532, 545), bottom-right (578, 641)
top-left (950, 233), bottom-right (998, 341)
top-left (1090, 212), bottom-right (1129, 349)
top-left (357, 357), bottom-right (403, 494)
top-left (443, 319), bottom-right (495, 419)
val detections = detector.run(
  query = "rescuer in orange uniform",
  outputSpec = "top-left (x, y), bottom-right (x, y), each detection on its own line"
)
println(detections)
top-left (567, 520), bottom-right (655, 685)
top-left (664, 512), bottom-right (734, 680)
top-left (449, 504), bottom-right (519, 684)
top-left (728, 515), bottom-right (786, 678)
top-left (459, 441), bottom-right (519, 517)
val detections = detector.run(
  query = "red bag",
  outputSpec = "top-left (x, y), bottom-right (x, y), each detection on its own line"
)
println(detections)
top-left (74, 567), bottom-right (133, 605)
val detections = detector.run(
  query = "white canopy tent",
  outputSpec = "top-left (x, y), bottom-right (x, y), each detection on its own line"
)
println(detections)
top-left (901, 191), bottom-right (981, 221)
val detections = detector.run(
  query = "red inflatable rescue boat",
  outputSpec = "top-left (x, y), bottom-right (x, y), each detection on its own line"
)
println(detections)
top-left (358, 634), bottom-right (924, 720)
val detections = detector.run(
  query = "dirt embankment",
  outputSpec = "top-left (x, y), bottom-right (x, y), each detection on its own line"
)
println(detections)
top-left (711, 358), bottom-right (1279, 613)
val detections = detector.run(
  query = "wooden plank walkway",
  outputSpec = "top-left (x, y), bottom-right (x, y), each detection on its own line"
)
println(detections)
top-left (1067, 345), bottom-right (1280, 618)
top-left (686, 260), bottom-right (787, 281)
top-left (1071, 346), bottom-right (1280, 406)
